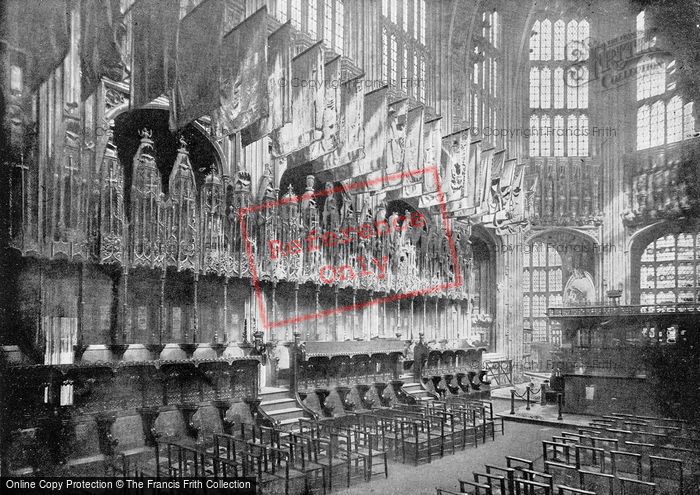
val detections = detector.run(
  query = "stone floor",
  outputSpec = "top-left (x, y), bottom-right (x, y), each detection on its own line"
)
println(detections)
top-left (334, 398), bottom-right (563, 495)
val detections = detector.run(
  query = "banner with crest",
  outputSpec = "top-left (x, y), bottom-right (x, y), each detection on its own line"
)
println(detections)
top-left (288, 54), bottom-right (340, 167)
top-left (352, 86), bottom-right (388, 185)
top-left (215, 7), bottom-right (269, 137)
top-left (384, 98), bottom-right (408, 189)
top-left (241, 21), bottom-right (293, 146)
top-left (401, 106), bottom-right (425, 198)
top-left (272, 41), bottom-right (325, 158)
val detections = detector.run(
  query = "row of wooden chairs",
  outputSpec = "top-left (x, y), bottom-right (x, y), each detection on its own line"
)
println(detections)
top-left (541, 426), bottom-right (697, 494)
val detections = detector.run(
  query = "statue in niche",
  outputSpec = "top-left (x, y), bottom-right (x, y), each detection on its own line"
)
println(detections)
top-left (322, 182), bottom-right (340, 231)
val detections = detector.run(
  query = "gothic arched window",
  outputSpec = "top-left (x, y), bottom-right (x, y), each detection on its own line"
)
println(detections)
top-left (529, 16), bottom-right (589, 157)
top-left (523, 242), bottom-right (564, 344)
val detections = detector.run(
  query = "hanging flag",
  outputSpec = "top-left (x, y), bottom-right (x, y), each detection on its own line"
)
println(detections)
top-left (477, 146), bottom-right (495, 213)
top-left (442, 129), bottom-right (470, 203)
top-left (313, 74), bottom-right (365, 178)
top-left (173, 0), bottom-right (224, 129)
top-left (80, 0), bottom-right (125, 98)
top-left (446, 134), bottom-right (474, 214)
top-left (1, 0), bottom-right (70, 91)
top-left (422, 116), bottom-right (442, 194)
top-left (288, 54), bottom-right (340, 167)
top-left (353, 86), bottom-right (388, 183)
top-left (241, 21), bottom-right (293, 146)
top-left (215, 7), bottom-right (269, 137)
top-left (131, 0), bottom-right (179, 109)
top-left (401, 106), bottom-right (425, 198)
top-left (488, 150), bottom-right (506, 215)
top-left (500, 158), bottom-right (517, 198)
top-left (385, 98), bottom-right (408, 188)
top-left (271, 41), bottom-right (324, 157)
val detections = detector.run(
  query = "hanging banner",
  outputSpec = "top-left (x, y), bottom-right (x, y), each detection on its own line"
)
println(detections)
top-left (271, 41), bottom-right (324, 157)
top-left (353, 86), bottom-right (388, 183)
top-left (288, 54), bottom-right (340, 167)
top-left (2, 0), bottom-right (70, 91)
top-left (422, 116), bottom-right (443, 194)
top-left (173, 0), bottom-right (224, 129)
top-left (385, 98), bottom-right (408, 189)
top-left (442, 128), bottom-right (471, 203)
top-left (477, 146), bottom-right (495, 213)
top-left (131, 0), bottom-right (179, 108)
top-left (400, 106), bottom-right (425, 198)
top-left (216, 7), bottom-right (269, 136)
top-left (487, 150), bottom-right (506, 215)
top-left (80, 0), bottom-right (124, 98)
top-left (240, 21), bottom-right (293, 146)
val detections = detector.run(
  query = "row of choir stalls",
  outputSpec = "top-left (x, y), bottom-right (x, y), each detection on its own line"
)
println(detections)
top-left (279, 331), bottom-right (492, 424)
top-left (547, 300), bottom-right (700, 419)
top-left (0, 357), bottom-right (261, 476)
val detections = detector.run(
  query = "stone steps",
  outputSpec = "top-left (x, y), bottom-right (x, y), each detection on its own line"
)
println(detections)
top-left (259, 387), bottom-right (307, 428)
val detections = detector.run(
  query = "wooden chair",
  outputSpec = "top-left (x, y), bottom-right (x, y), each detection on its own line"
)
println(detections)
top-left (556, 487), bottom-right (595, 495)
top-left (574, 445), bottom-right (606, 474)
top-left (649, 455), bottom-right (683, 495)
top-left (473, 472), bottom-right (508, 495)
top-left (514, 478), bottom-right (552, 495)
top-left (619, 477), bottom-right (656, 495)
top-left (459, 479), bottom-right (494, 494)
top-left (577, 470), bottom-right (615, 495)
top-left (610, 450), bottom-right (642, 479)
top-left (485, 464), bottom-right (516, 495)
top-left (544, 460), bottom-right (579, 489)
top-left (287, 432), bottom-right (327, 495)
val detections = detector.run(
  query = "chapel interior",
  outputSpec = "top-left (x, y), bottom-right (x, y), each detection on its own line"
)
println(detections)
top-left (1, 0), bottom-right (699, 493)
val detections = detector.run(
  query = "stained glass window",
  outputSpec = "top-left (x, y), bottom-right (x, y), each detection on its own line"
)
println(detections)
top-left (541, 19), bottom-right (552, 61)
top-left (523, 242), bottom-right (564, 343)
top-left (554, 115), bottom-right (564, 156)
top-left (684, 102), bottom-right (696, 138)
top-left (667, 96), bottom-right (683, 143)
top-left (567, 114), bottom-right (578, 156)
top-left (531, 17), bottom-right (589, 156)
top-left (308, 0), bottom-right (318, 38)
top-left (638, 104), bottom-right (650, 149)
top-left (324, 0), bottom-right (333, 44)
top-left (530, 21), bottom-right (540, 60)
top-left (540, 115), bottom-right (551, 156)
top-left (578, 115), bottom-right (588, 156)
top-left (291, 0), bottom-right (301, 29)
top-left (554, 68), bottom-right (564, 108)
top-left (335, 0), bottom-right (344, 55)
top-left (541, 67), bottom-right (551, 108)
top-left (529, 115), bottom-right (539, 156)
top-left (530, 68), bottom-right (540, 108)
top-left (639, 232), bottom-right (700, 305)
top-left (650, 100), bottom-right (664, 147)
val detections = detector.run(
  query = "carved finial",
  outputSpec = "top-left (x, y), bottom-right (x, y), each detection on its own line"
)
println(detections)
top-left (287, 184), bottom-right (295, 195)
top-left (178, 135), bottom-right (188, 153)
top-left (305, 175), bottom-right (315, 191)
top-left (139, 128), bottom-right (152, 141)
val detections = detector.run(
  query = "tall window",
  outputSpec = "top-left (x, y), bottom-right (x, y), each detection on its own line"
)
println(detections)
top-left (290, 0), bottom-right (301, 29)
top-left (335, 0), bottom-right (344, 55)
top-left (529, 17), bottom-right (590, 157)
top-left (472, 8), bottom-right (502, 145)
top-left (523, 242), bottom-right (564, 344)
top-left (308, 0), bottom-right (318, 38)
top-left (382, 0), bottom-right (425, 98)
top-left (636, 10), bottom-right (696, 150)
top-left (639, 232), bottom-right (700, 305)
